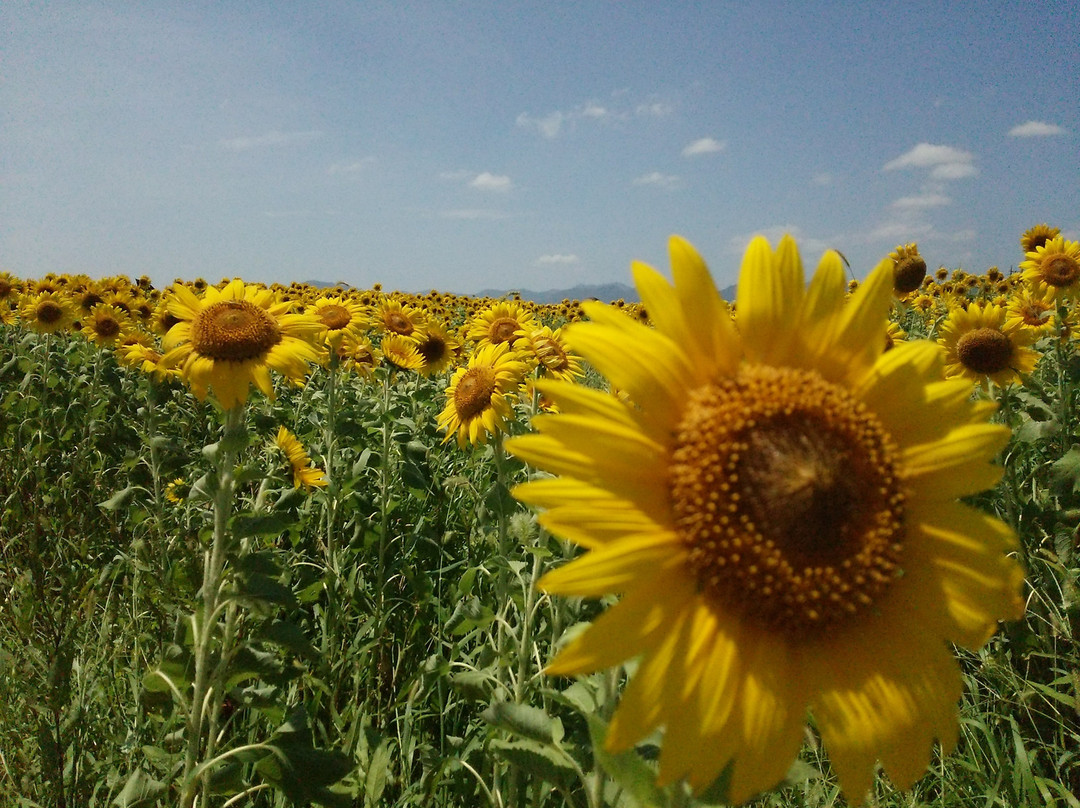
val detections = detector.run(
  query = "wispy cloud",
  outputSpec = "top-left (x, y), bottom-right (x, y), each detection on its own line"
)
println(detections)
top-left (219, 130), bottom-right (323, 151)
top-left (438, 209), bottom-right (512, 220)
top-left (726, 226), bottom-right (832, 257)
top-left (469, 172), bottom-right (513, 192)
top-left (682, 137), bottom-right (726, 157)
top-left (1008, 120), bottom-right (1067, 137)
top-left (327, 157), bottom-right (375, 175)
top-left (812, 173), bottom-right (835, 186)
top-left (883, 143), bottom-right (977, 180)
top-left (535, 253), bottom-right (579, 266)
top-left (633, 171), bottom-right (681, 190)
top-left (891, 192), bottom-right (951, 210)
top-left (517, 92), bottom-right (672, 138)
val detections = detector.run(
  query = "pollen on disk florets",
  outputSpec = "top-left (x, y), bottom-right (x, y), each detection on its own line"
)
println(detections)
top-left (669, 365), bottom-right (905, 638)
top-left (453, 366), bottom-right (498, 420)
top-left (191, 300), bottom-right (282, 361)
top-left (955, 328), bottom-right (1014, 374)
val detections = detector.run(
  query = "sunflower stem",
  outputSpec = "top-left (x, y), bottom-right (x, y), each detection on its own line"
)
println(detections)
top-left (179, 403), bottom-right (245, 808)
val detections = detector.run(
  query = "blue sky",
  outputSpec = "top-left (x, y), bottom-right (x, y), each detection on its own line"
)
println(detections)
top-left (3, 1), bottom-right (1078, 294)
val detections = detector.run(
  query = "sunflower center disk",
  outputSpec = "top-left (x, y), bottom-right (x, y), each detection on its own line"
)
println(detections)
top-left (454, 367), bottom-right (497, 420)
top-left (956, 327), bottom-right (1013, 374)
top-left (669, 365), bottom-right (905, 638)
top-left (489, 318), bottom-right (520, 344)
top-left (535, 337), bottom-right (569, 371)
top-left (38, 302), bottom-right (64, 324)
top-left (318, 304), bottom-right (352, 331)
top-left (1042, 254), bottom-right (1080, 287)
top-left (191, 300), bottom-right (282, 362)
top-left (386, 313), bottom-right (414, 335)
top-left (96, 318), bottom-right (121, 338)
top-left (893, 256), bottom-right (927, 294)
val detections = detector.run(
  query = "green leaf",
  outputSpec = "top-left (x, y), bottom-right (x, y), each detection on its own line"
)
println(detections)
top-left (1050, 445), bottom-right (1080, 495)
top-left (445, 597), bottom-right (494, 635)
top-left (365, 738), bottom-right (393, 805)
top-left (99, 485), bottom-right (139, 511)
top-left (482, 701), bottom-right (564, 745)
top-left (488, 738), bottom-right (576, 787)
top-left (113, 767), bottom-right (169, 807)
top-left (254, 708), bottom-right (354, 807)
top-left (231, 511), bottom-right (298, 539)
top-left (586, 714), bottom-right (665, 808)
top-left (256, 618), bottom-right (317, 659)
top-left (233, 572), bottom-right (298, 609)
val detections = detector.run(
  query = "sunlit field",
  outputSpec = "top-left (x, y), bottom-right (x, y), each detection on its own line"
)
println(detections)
top-left (1, 230), bottom-right (1078, 807)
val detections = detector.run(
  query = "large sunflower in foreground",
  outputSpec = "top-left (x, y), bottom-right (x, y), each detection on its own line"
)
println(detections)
top-left (506, 236), bottom-right (1025, 804)
top-left (161, 280), bottom-right (323, 409)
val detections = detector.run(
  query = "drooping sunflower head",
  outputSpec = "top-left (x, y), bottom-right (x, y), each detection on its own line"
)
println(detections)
top-left (1020, 236), bottom-right (1080, 301)
top-left (1004, 284), bottom-right (1057, 338)
top-left (939, 301), bottom-right (1039, 388)
top-left (161, 280), bottom-right (323, 409)
top-left (437, 342), bottom-right (528, 449)
top-left (888, 243), bottom-right (927, 295)
top-left (1020, 223), bottom-right (1060, 254)
top-left (466, 300), bottom-right (537, 348)
top-left (507, 234), bottom-right (1024, 804)
top-left (274, 426), bottom-right (328, 490)
top-left (335, 334), bottom-right (380, 378)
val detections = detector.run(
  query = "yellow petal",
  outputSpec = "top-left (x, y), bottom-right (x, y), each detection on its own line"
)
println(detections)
top-left (537, 532), bottom-right (685, 597)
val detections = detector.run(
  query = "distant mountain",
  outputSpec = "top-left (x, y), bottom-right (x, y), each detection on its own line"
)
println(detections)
top-left (474, 282), bottom-right (640, 305)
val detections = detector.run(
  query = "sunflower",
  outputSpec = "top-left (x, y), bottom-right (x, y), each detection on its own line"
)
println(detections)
top-left (1005, 285), bottom-right (1057, 339)
top-left (307, 295), bottom-right (368, 350)
top-left (335, 334), bottom-right (380, 378)
top-left (437, 342), bottom-right (528, 448)
top-left (888, 243), bottom-right (927, 296)
top-left (374, 297), bottom-right (427, 339)
top-left (380, 333), bottom-right (425, 371)
top-left (506, 235), bottom-right (1024, 804)
top-left (939, 302), bottom-right (1039, 388)
top-left (466, 300), bottom-right (537, 348)
top-left (1020, 223), bottom-right (1060, 254)
top-left (20, 291), bottom-right (76, 334)
top-left (413, 320), bottom-right (462, 375)
top-left (165, 478), bottom-right (188, 504)
top-left (81, 303), bottom-right (136, 348)
top-left (1020, 236), bottom-right (1080, 301)
top-left (161, 280), bottom-right (323, 409)
top-left (515, 325), bottom-right (585, 381)
top-left (884, 320), bottom-right (906, 351)
top-left (274, 426), bottom-right (328, 490)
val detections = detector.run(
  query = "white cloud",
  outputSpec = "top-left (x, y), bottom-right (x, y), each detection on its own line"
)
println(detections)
top-left (812, 173), bottom-right (835, 186)
top-left (633, 171), bottom-right (681, 190)
top-left (883, 143), bottom-right (977, 179)
top-left (636, 101), bottom-right (673, 117)
top-left (469, 172), bottom-right (513, 192)
top-left (1008, 120), bottom-right (1067, 137)
top-left (727, 226), bottom-right (830, 257)
top-left (516, 110), bottom-right (565, 138)
top-left (327, 157), bottom-right (375, 175)
top-left (536, 253), bottom-right (580, 266)
top-left (682, 137), bottom-right (727, 157)
top-left (891, 192), bottom-right (951, 210)
top-left (219, 130), bottom-right (323, 151)
top-left (438, 209), bottom-right (511, 220)
top-left (581, 103), bottom-right (608, 119)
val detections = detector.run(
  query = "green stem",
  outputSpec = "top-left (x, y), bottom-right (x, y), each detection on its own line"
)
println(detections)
top-left (179, 404), bottom-right (245, 808)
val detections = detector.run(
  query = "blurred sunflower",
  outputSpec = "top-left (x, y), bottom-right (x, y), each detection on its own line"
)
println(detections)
top-left (1020, 223), bottom-right (1060, 254)
top-left (939, 302), bottom-right (1039, 387)
top-left (1020, 236), bottom-right (1080, 301)
top-left (274, 426), bottom-right (328, 490)
top-left (884, 320), bottom-right (907, 351)
top-left (164, 478), bottom-right (188, 504)
top-left (335, 334), bottom-right (380, 378)
top-left (161, 280), bottom-right (323, 409)
top-left (467, 300), bottom-right (537, 347)
top-left (437, 342), bottom-right (528, 448)
top-left (888, 243), bottom-right (927, 295)
top-left (20, 291), bottom-right (76, 334)
top-left (507, 235), bottom-right (1024, 804)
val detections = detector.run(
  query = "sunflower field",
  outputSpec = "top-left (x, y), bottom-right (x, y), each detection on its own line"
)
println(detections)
top-left (1, 228), bottom-right (1078, 807)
